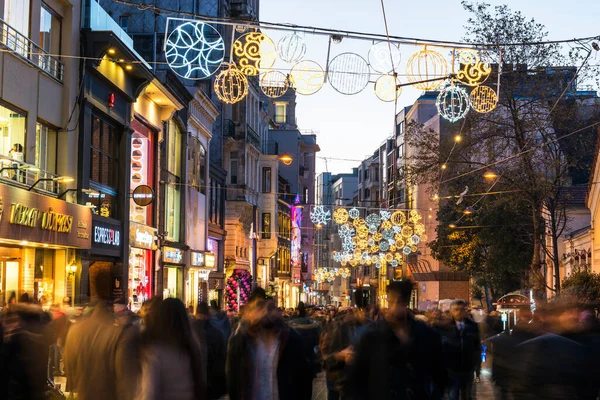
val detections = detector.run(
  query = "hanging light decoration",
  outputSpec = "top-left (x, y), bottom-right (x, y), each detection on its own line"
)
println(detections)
top-left (470, 85), bottom-right (498, 113)
top-left (289, 60), bottom-right (325, 95)
top-left (374, 74), bottom-right (402, 102)
top-left (260, 70), bottom-right (289, 98)
top-left (368, 41), bottom-right (402, 74)
top-left (310, 205), bottom-right (331, 226)
top-left (406, 46), bottom-right (448, 90)
top-left (390, 211), bottom-right (407, 226)
top-left (277, 32), bottom-right (307, 64)
top-left (348, 207), bottom-right (360, 220)
top-left (328, 52), bottom-right (371, 95)
top-left (436, 83), bottom-right (470, 122)
top-left (333, 207), bottom-right (350, 224)
top-left (232, 32), bottom-right (277, 76)
top-left (213, 64), bottom-right (249, 104)
top-left (455, 49), bottom-right (492, 87)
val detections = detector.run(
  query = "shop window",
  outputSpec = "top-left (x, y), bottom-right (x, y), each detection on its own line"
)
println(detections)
top-left (130, 123), bottom-right (153, 225)
top-left (0, 103), bottom-right (26, 161)
top-left (261, 213), bottom-right (271, 239)
top-left (165, 172), bottom-right (180, 242)
top-left (35, 122), bottom-right (57, 173)
top-left (88, 190), bottom-right (116, 218)
top-left (39, 4), bottom-right (61, 56)
top-left (261, 167), bottom-right (271, 193)
top-left (90, 116), bottom-right (119, 189)
top-left (274, 102), bottom-right (287, 124)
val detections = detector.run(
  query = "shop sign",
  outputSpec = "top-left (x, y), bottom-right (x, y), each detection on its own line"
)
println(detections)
top-left (130, 222), bottom-right (156, 250)
top-left (197, 269), bottom-right (211, 280)
top-left (94, 224), bottom-right (120, 247)
top-left (163, 246), bottom-right (184, 264)
top-left (205, 253), bottom-right (216, 270)
top-left (132, 185), bottom-right (154, 207)
top-left (112, 277), bottom-right (124, 299)
top-left (0, 185), bottom-right (91, 248)
top-left (190, 251), bottom-right (205, 267)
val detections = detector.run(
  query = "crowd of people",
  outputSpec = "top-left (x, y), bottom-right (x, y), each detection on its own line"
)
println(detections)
top-left (1, 276), bottom-right (600, 400)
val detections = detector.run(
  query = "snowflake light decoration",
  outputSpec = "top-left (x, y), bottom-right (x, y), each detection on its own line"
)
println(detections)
top-left (379, 241), bottom-right (390, 252)
top-left (365, 213), bottom-right (381, 228)
top-left (393, 226), bottom-right (402, 234)
top-left (310, 205), bottom-right (331, 226)
top-left (333, 253), bottom-right (343, 262)
top-left (410, 234), bottom-right (421, 245)
top-left (403, 246), bottom-right (412, 255)
top-left (382, 229), bottom-right (395, 241)
top-left (380, 210), bottom-right (391, 220)
top-left (165, 21), bottom-right (225, 80)
top-left (348, 208), bottom-right (360, 219)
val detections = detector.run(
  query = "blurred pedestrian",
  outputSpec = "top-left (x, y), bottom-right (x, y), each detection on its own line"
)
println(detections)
top-left (289, 301), bottom-right (321, 399)
top-left (227, 288), bottom-right (311, 400)
top-left (210, 299), bottom-right (232, 343)
top-left (348, 280), bottom-right (446, 399)
top-left (137, 298), bottom-right (206, 400)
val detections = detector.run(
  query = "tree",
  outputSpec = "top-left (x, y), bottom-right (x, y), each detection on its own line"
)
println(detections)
top-left (561, 270), bottom-right (600, 303)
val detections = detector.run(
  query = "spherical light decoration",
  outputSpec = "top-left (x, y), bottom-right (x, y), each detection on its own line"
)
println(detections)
top-left (470, 85), bottom-right (498, 113)
top-left (381, 220), bottom-right (392, 231)
top-left (379, 241), bottom-right (390, 252)
top-left (436, 84), bottom-right (471, 122)
top-left (402, 246), bottom-right (412, 255)
top-left (391, 260), bottom-right (399, 267)
top-left (328, 52), bottom-right (370, 95)
top-left (310, 205), bottom-right (331, 226)
top-left (374, 74), bottom-right (402, 102)
top-left (289, 60), bottom-right (325, 96)
top-left (348, 208), bottom-right (360, 219)
top-left (372, 232), bottom-right (383, 242)
top-left (368, 41), bottom-right (402, 73)
top-left (165, 21), bottom-right (225, 80)
top-left (260, 70), bottom-right (289, 98)
top-left (365, 213), bottom-right (381, 228)
top-left (391, 211), bottom-right (407, 226)
top-left (401, 225), bottom-right (413, 238)
top-left (406, 47), bottom-right (448, 90)
top-left (385, 253), bottom-right (394, 262)
top-left (353, 217), bottom-right (366, 228)
top-left (382, 229), bottom-right (395, 241)
top-left (277, 33), bottom-right (306, 64)
top-left (232, 32), bottom-right (277, 76)
top-left (456, 49), bottom-right (491, 87)
top-left (214, 65), bottom-right (249, 104)
top-left (357, 225), bottom-right (369, 239)
top-left (410, 234), bottom-right (421, 245)
top-left (333, 207), bottom-right (349, 224)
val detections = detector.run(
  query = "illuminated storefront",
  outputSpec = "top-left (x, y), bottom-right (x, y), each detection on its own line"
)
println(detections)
top-left (129, 222), bottom-right (157, 308)
top-left (186, 250), bottom-right (216, 313)
top-left (163, 246), bottom-right (185, 299)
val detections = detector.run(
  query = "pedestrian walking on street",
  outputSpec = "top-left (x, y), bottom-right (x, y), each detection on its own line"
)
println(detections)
top-left (289, 301), bottom-right (322, 399)
top-left (137, 298), bottom-right (207, 400)
top-left (441, 299), bottom-right (481, 400)
top-left (227, 288), bottom-right (311, 400)
top-left (347, 280), bottom-right (447, 400)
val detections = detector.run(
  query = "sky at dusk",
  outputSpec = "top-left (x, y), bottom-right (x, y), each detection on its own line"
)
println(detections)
top-left (260, 0), bottom-right (600, 175)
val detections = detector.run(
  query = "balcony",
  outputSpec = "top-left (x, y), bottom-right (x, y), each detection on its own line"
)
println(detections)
top-left (226, 185), bottom-right (258, 205)
top-left (0, 18), bottom-right (63, 82)
top-left (246, 125), bottom-right (260, 149)
top-left (0, 155), bottom-right (64, 195)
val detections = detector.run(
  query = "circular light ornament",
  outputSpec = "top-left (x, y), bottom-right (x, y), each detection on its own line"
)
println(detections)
top-left (165, 21), bottom-right (225, 80)
top-left (375, 261), bottom-right (382, 269)
top-left (348, 208), bottom-right (360, 220)
top-left (289, 60), bottom-right (325, 95)
top-left (349, 259), bottom-right (360, 267)
top-left (260, 71), bottom-right (289, 98)
top-left (368, 41), bottom-right (402, 73)
top-left (385, 253), bottom-right (394, 262)
top-left (456, 49), bottom-right (491, 87)
top-left (409, 210), bottom-right (422, 223)
top-left (368, 225), bottom-right (378, 234)
top-left (410, 245), bottom-right (418, 253)
top-left (406, 47), bottom-right (448, 90)
top-left (232, 32), bottom-right (277, 76)
top-left (374, 74), bottom-right (402, 102)
top-left (379, 241), bottom-right (390, 252)
top-left (414, 223), bottom-right (426, 235)
top-left (436, 84), bottom-right (471, 122)
top-left (353, 217), bottom-right (366, 228)
top-left (373, 232), bottom-right (383, 242)
top-left (310, 205), bottom-right (331, 226)
top-left (365, 213), bottom-right (381, 228)
top-left (328, 52), bottom-right (370, 95)
top-left (410, 234), bottom-right (421, 245)
top-left (402, 246), bottom-right (412, 255)
top-left (389, 244), bottom-right (397, 252)
top-left (470, 85), bottom-right (498, 113)
top-left (367, 238), bottom-right (375, 247)
top-left (391, 211), bottom-right (406, 226)
top-left (277, 33), bottom-right (306, 64)
top-left (381, 220), bottom-right (392, 231)
top-left (401, 225), bottom-right (414, 238)
top-left (333, 207), bottom-right (349, 224)
top-left (391, 260), bottom-right (399, 267)
top-left (214, 64), bottom-right (249, 104)
top-left (356, 225), bottom-right (369, 239)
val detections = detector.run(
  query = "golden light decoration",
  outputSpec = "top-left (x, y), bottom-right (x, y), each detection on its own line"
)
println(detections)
top-left (381, 220), bottom-right (392, 230)
top-left (357, 239), bottom-right (368, 249)
top-left (353, 217), bottom-right (366, 228)
top-left (390, 211), bottom-right (407, 226)
top-left (401, 225), bottom-right (414, 238)
top-left (410, 245), bottom-right (418, 252)
top-left (289, 60), bottom-right (325, 95)
top-left (470, 85), bottom-right (498, 113)
top-left (357, 225), bottom-right (369, 238)
top-left (353, 249), bottom-right (363, 259)
top-left (385, 253), bottom-right (394, 262)
top-left (374, 74), bottom-right (402, 102)
top-left (414, 223), bottom-right (426, 235)
top-left (349, 259), bottom-right (360, 267)
top-left (409, 210), bottom-right (422, 223)
top-left (333, 207), bottom-right (350, 224)
top-left (213, 64), bottom-right (249, 104)
top-left (455, 49), bottom-right (492, 87)
top-left (370, 245), bottom-right (380, 253)
top-left (395, 253), bottom-right (403, 261)
top-left (232, 32), bottom-right (277, 76)
top-left (260, 70), bottom-right (289, 98)
top-left (406, 46), bottom-right (448, 90)
top-left (372, 232), bottom-right (383, 242)
top-left (389, 244), bottom-right (397, 252)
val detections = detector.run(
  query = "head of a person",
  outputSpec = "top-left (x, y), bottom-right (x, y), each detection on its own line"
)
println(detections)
top-left (146, 298), bottom-right (194, 349)
top-left (140, 297), bottom-right (161, 327)
top-left (196, 301), bottom-right (210, 320)
top-left (244, 289), bottom-right (281, 332)
top-left (62, 297), bottom-right (71, 307)
top-left (386, 280), bottom-right (413, 321)
top-left (12, 143), bottom-right (22, 152)
top-left (450, 299), bottom-right (468, 322)
top-left (297, 301), bottom-right (306, 318)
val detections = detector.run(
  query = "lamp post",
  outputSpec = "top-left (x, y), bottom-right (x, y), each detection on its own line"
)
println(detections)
top-left (67, 262), bottom-right (77, 307)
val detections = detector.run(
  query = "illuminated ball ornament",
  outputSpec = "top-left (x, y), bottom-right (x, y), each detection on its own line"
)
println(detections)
top-left (333, 207), bottom-right (349, 224)
top-left (233, 32), bottom-right (277, 76)
top-left (214, 64), bottom-right (248, 104)
top-left (277, 33), bottom-right (306, 64)
top-left (390, 211), bottom-right (406, 226)
top-left (436, 84), bottom-right (470, 122)
top-left (368, 41), bottom-right (401, 74)
top-left (310, 205), bottom-right (331, 226)
top-left (348, 208), bottom-right (360, 220)
top-left (380, 210), bottom-right (391, 221)
top-left (455, 49), bottom-right (491, 87)
top-left (470, 85), bottom-right (498, 113)
top-left (165, 21), bottom-right (225, 80)
top-left (374, 74), bottom-right (402, 102)
top-left (289, 60), bottom-right (325, 95)
top-left (406, 46), bottom-right (448, 90)
top-left (410, 234), bottom-right (421, 245)
top-left (328, 52), bottom-right (370, 95)
top-left (260, 71), bottom-right (289, 98)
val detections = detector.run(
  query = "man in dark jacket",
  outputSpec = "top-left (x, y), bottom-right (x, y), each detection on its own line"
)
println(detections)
top-left (289, 302), bottom-right (321, 399)
top-left (348, 280), bottom-right (447, 399)
top-left (442, 299), bottom-right (481, 400)
top-left (227, 289), bottom-right (312, 400)
top-left (194, 301), bottom-right (227, 400)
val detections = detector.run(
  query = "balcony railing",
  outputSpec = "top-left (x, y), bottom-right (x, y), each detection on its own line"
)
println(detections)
top-left (0, 155), bottom-right (63, 195)
top-left (226, 185), bottom-right (258, 205)
top-left (246, 125), bottom-right (260, 149)
top-left (0, 18), bottom-right (63, 82)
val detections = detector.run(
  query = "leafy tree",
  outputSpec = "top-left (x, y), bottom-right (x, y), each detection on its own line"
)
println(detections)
top-left (561, 271), bottom-right (600, 303)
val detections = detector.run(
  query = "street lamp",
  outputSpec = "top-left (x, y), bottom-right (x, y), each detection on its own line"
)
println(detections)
top-left (278, 154), bottom-right (293, 165)
top-left (28, 176), bottom-right (74, 191)
top-left (483, 170), bottom-right (498, 180)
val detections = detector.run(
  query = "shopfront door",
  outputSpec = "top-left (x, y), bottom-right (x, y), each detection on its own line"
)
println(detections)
top-left (164, 266), bottom-right (183, 299)
top-left (1, 261), bottom-right (19, 305)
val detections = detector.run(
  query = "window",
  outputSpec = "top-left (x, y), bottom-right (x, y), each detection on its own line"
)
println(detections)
top-left (303, 187), bottom-right (309, 204)
top-left (119, 16), bottom-right (129, 33)
top-left (262, 167), bottom-right (271, 193)
top-left (35, 122), bottom-right (57, 173)
top-left (40, 4), bottom-right (61, 55)
top-left (165, 173), bottom-right (180, 241)
top-left (91, 116), bottom-right (119, 189)
top-left (0, 103), bottom-right (26, 161)
top-left (230, 152), bottom-right (238, 184)
top-left (199, 144), bottom-right (206, 194)
top-left (167, 121), bottom-right (182, 177)
top-left (274, 102), bottom-right (287, 124)
top-left (364, 169), bottom-right (369, 180)
top-left (4, 0), bottom-right (30, 37)
top-left (261, 213), bottom-right (271, 239)
top-left (364, 188), bottom-right (370, 199)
